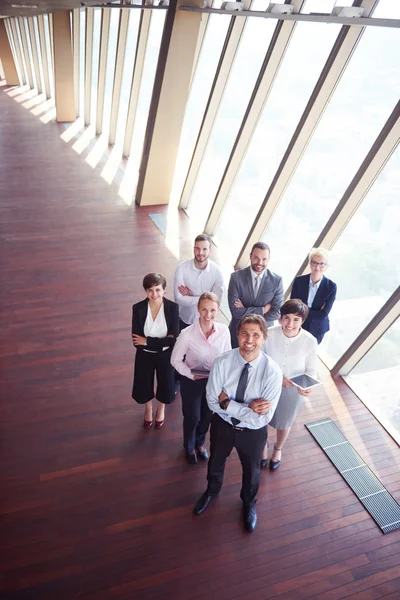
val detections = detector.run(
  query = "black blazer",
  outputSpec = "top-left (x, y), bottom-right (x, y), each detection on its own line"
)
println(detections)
top-left (291, 274), bottom-right (337, 337)
top-left (131, 297), bottom-right (179, 351)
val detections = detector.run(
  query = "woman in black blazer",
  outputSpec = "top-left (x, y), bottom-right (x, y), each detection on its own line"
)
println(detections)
top-left (132, 273), bottom-right (179, 429)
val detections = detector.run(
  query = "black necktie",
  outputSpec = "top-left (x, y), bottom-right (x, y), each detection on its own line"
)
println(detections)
top-left (231, 363), bottom-right (250, 426)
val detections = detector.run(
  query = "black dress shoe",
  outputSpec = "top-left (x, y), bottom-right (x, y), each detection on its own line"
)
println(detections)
top-left (196, 446), bottom-right (209, 461)
top-left (269, 458), bottom-right (281, 470)
top-left (186, 451), bottom-right (197, 465)
top-left (269, 445), bottom-right (281, 470)
top-left (260, 458), bottom-right (268, 469)
top-left (243, 504), bottom-right (257, 532)
top-left (193, 492), bottom-right (214, 515)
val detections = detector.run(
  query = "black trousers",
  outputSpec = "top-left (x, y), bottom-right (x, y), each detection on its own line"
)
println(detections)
top-left (180, 376), bottom-right (212, 454)
top-left (132, 348), bottom-right (175, 405)
top-left (206, 414), bottom-right (267, 505)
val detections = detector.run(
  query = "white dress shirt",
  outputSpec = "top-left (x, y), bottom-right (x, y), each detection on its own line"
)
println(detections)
top-left (206, 349), bottom-right (282, 429)
top-left (262, 325), bottom-right (318, 379)
top-left (143, 303), bottom-right (168, 353)
top-left (307, 278), bottom-right (322, 308)
top-left (174, 259), bottom-right (224, 325)
top-left (171, 320), bottom-right (231, 380)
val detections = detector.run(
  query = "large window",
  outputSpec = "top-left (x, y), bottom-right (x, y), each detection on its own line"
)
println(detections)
top-left (186, 0), bottom-right (276, 227)
top-left (318, 146), bottom-right (400, 366)
top-left (171, 11), bottom-right (231, 205)
top-left (260, 0), bottom-right (400, 290)
top-left (214, 5), bottom-right (341, 259)
top-left (344, 319), bottom-right (400, 444)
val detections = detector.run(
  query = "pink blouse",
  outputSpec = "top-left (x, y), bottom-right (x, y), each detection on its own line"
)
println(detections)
top-left (171, 320), bottom-right (231, 380)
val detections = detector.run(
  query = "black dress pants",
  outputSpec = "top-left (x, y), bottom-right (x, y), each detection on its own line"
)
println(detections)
top-left (206, 414), bottom-right (267, 505)
top-left (180, 376), bottom-right (211, 454)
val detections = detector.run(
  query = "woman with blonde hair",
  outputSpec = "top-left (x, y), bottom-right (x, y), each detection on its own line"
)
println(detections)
top-left (290, 247), bottom-right (337, 344)
top-left (171, 292), bottom-right (231, 464)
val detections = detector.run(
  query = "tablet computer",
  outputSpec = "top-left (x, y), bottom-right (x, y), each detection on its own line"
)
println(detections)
top-left (191, 369), bottom-right (210, 377)
top-left (290, 374), bottom-right (321, 391)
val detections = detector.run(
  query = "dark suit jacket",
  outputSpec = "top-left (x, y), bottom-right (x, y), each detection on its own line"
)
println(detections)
top-left (291, 274), bottom-right (337, 338)
top-left (131, 297), bottom-right (179, 351)
top-left (228, 266), bottom-right (284, 347)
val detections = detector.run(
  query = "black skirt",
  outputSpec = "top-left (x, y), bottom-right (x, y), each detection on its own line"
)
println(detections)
top-left (132, 347), bottom-right (175, 405)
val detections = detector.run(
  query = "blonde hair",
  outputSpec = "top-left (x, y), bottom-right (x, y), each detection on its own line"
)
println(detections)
top-left (309, 247), bottom-right (330, 264)
top-left (197, 292), bottom-right (220, 308)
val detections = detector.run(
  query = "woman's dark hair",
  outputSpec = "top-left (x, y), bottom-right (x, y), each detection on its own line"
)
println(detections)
top-left (142, 273), bottom-right (166, 291)
top-left (280, 299), bottom-right (309, 322)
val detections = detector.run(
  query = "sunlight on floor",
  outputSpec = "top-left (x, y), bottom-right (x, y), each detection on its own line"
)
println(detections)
top-left (60, 117), bottom-right (85, 143)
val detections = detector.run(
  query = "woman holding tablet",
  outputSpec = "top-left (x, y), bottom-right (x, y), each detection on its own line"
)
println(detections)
top-left (171, 292), bottom-right (231, 464)
top-left (261, 299), bottom-right (318, 470)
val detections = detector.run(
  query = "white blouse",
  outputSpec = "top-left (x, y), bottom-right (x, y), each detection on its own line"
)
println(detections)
top-left (143, 303), bottom-right (168, 353)
top-left (262, 325), bottom-right (318, 379)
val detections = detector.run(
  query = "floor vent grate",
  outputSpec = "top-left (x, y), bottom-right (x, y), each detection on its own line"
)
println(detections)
top-left (305, 417), bottom-right (400, 534)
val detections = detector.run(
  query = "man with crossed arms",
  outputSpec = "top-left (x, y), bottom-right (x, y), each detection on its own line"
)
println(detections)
top-left (193, 314), bottom-right (282, 532)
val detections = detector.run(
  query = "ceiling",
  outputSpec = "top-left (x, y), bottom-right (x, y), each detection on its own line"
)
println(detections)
top-left (0, 1), bottom-right (83, 17)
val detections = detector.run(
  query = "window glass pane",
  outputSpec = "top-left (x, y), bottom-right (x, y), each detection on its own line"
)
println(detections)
top-left (214, 18), bottom-right (341, 259)
top-left (90, 9), bottom-right (101, 124)
top-left (33, 17), bottom-right (45, 93)
top-left (124, 11), bottom-right (166, 192)
top-left (0, 59), bottom-right (4, 80)
top-left (186, 0), bottom-right (276, 227)
top-left (15, 19), bottom-right (29, 84)
top-left (43, 15), bottom-right (54, 98)
top-left (318, 146), bottom-right (400, 366)
top-left (23, 18), bottom-right (36, 89)
top-left (79, 9), bottom-right (86, 115)
top-left (102, 8), bottom-right (119, 134)
top-left (114, 10), bottom-right (140, 149)
top-left (344, 319), bottom-right (400, 444)
top-left (261, 0), bottom-right (400, 289)
top-left (171, 12), bottom-right (231, 204)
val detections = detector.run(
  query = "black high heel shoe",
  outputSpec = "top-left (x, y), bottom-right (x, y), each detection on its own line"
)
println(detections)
top-left (269, 445), bottom-right (282, 471)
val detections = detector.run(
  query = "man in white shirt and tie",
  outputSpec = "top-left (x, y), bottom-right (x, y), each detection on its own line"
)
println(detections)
top-left (228, 242), bottom-right (284, 348)
top-left (174, 234), bottom-right (225, 329)
top-left (193, 314), bottom-right (282, 532)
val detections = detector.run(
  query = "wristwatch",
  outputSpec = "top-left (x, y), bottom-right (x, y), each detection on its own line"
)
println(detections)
top-left (219, 398), bottom-right (230, 410)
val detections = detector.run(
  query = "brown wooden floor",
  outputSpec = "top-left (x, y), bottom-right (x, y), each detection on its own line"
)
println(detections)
top-left (1, 84), bottom-right (400, 600)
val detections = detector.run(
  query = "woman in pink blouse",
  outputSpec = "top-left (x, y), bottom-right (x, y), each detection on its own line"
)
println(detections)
top-left (171, 292), bottom-right (231, 464)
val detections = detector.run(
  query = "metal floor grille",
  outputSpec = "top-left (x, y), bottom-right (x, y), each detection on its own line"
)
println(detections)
top-left (305, 418), bottom-right (400, 534)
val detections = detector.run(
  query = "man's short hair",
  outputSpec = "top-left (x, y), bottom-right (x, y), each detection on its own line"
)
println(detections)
top-left (197, 292), bottom-right (220, 308)
top-left (194, 233), bottom-right (212, 248)
top-left (236, 314), bottom-right (268, 340)
top-left (280, 299), bottom-right (309, 322)
top-left (250, 242), bottom-right (270, 255)
top-left (142, 273), bottom-right (167, 290)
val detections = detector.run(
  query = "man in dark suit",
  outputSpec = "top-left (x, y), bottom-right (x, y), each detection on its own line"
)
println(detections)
top-left (290, 247), bottom-right (337, 344)
top-left (228, 242), bottom-right (284, 348)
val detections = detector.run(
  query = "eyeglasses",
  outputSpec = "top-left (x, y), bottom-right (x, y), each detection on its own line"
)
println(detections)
top-left (310, 260), bottom-right (327, 268)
